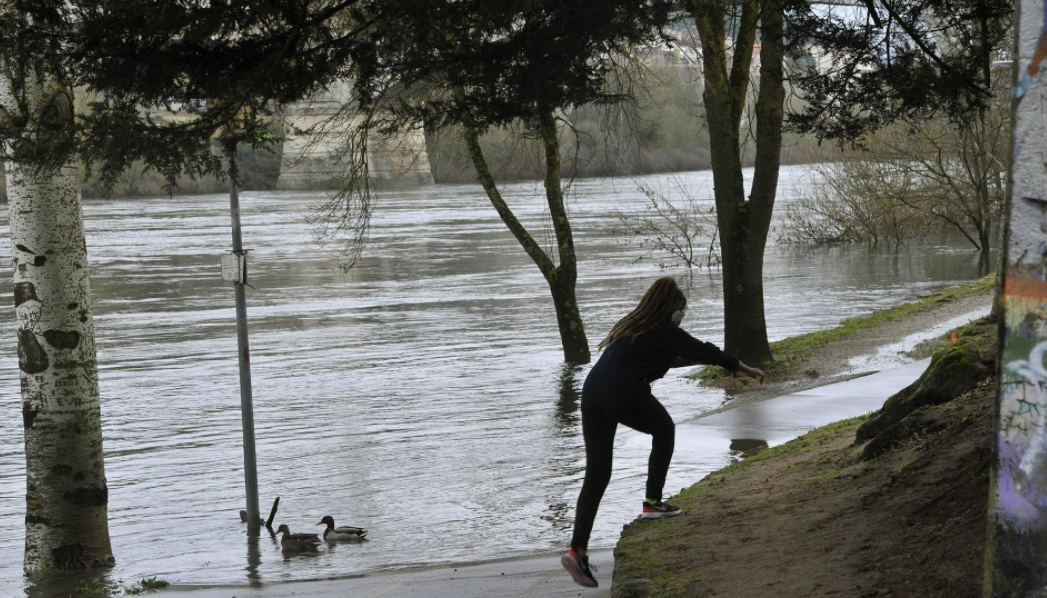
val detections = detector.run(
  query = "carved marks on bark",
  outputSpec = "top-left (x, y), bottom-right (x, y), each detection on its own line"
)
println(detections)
top-left (18, 328), bottom-right (49, 374)
top-left (16, 281), bottom-right (48, 375)
top-left (15, 279), bottom-right (91, 414)
top-left (43, 329), bottom-right (81, 350)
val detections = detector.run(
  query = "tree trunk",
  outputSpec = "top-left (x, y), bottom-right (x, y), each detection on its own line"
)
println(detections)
top-left (978, 222), bottom-right (993, 276)
top-left (537, 112), bottom-right (590, 364)
top-left (462, 116), bottom-right (591, 364)
top-left (692, 0), bottom-right (780, 365)
top-left (0, 158), bottom-right (7, 204)
top-left (548, 272), bottom-right (590, 363)
top-left (991, 188), bottom-right (1008, 321)
top-left (720, 234), bottom-right (772, 361)
top-left (2, 72), bottom-right (114, 572)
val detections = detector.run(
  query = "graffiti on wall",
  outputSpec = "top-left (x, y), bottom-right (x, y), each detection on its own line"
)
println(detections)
top-left (989, 1), bottom-right (1047, 595)
top-left (999, 278), bottom-right (1047, 526)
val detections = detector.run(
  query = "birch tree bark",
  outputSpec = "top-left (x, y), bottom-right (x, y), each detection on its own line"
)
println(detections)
top-left (1, 70), bottom-right (114, 571)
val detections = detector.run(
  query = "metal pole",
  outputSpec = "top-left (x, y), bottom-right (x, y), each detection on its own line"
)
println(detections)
top-left (228, 149), bottom-right (261, 532)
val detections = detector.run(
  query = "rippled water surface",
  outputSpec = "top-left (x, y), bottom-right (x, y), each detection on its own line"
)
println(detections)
top-left (0, 166), bottom-right (987, 593)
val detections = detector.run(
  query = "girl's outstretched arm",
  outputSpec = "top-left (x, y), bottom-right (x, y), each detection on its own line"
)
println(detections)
top-left (736, 362), bottom-right (766, 383)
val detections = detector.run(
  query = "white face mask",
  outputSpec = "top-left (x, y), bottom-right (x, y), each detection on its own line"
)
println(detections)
top-left (670, 307), bottom-right (686, 326)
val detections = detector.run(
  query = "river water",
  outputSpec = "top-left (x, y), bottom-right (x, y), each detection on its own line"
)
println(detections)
top-left (0, 166), bottom-right (987, 594)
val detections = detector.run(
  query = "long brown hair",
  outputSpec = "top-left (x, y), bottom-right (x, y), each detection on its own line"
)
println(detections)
top-left (598, 277), bottom-right (685, 351)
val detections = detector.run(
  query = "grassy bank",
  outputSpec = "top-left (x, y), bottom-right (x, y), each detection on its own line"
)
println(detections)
top-left (614, 318), bottom-right (997, 597)
top-left (696, 275), bottom-right (994, 387)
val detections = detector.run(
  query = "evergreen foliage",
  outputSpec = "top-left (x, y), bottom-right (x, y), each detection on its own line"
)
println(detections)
top-left (787, 0), bottom-right (1014, 142)
top-left (341, 0), bottom-right (676, 134)
top-left (0, 1), bottom-right (364, 189)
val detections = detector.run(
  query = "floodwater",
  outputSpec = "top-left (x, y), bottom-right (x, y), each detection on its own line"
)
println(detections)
top-left (0, 166), bottom-right (989, 594)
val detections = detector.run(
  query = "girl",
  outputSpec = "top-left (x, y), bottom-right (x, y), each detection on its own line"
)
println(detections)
top-left (561, 277), bottom-right (764, 588)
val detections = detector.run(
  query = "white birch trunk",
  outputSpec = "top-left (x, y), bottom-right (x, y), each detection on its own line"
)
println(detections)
top-left (1, 71), bottom-right (114, 572)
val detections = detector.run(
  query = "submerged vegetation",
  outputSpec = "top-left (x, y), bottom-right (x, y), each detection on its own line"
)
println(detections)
top-left (68, 576), bottom-right (169, 597)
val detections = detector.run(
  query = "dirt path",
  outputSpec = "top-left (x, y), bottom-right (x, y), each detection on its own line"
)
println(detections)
top-left (698, 282), bottom-right (992, 413)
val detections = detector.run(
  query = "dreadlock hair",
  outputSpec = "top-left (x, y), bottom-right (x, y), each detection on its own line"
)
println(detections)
top-left (598, 277), bottom-right (685, 351)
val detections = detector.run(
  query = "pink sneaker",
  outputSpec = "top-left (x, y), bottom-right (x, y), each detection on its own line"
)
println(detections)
top-left (561, 549), bottom-right (599, 588)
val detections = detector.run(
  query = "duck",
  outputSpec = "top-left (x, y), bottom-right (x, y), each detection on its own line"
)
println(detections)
top-left (276, 524), bottom-right (322, 552)
top-left (316, 515), bottom-right (368, 541)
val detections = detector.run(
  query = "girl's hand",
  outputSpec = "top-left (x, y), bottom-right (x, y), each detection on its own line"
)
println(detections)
top-left (738, 363), bottom-right (765, 384)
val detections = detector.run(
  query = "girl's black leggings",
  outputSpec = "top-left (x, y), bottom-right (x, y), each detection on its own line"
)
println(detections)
top-left (569, 396), bottom-right (675, 552)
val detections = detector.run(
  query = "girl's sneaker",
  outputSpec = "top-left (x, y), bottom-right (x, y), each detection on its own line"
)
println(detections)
top-left (561, 549), bottom-right (599, 588)
top-left (641, 500), bottom-right (681, 519)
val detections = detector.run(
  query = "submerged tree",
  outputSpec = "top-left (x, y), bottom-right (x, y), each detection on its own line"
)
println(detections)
top-left (1, 58), bottom-right (115, 575)
top-left (688, 0), bottom-right (789, 365)
top-left (783, 153), bottom-right (933, 247)
top-left (0, 2), bottom-right (118, 571)
top-left (340, 0), bottom-right (675, 364)
top-left (789, 0), bottom-right (1013, 315)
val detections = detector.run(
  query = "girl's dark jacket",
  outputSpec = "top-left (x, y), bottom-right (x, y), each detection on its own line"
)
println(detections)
top-left (581, 324), bottom-right (739, 411)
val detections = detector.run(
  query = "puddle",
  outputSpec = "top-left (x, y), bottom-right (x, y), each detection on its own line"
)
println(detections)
top-left (729, 439), bottom-right (769, 458)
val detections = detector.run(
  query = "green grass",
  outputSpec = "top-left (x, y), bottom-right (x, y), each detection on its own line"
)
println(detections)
top-left (695, 275), bottom-right (994, 381)
top-left (125, 578), bottom-right (170, 595)
top-left (909, 314), bottom-right (998, 361)
top-left (802, 468), bottom-right (840, 490)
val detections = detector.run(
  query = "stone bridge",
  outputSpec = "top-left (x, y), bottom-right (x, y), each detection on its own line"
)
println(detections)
top-left (276, 81), bottom-right (433, 190)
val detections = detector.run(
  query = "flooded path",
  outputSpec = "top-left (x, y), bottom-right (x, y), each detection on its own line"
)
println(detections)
top-left (0, 166), bottom-right (988, 593)
top-left (158, 358), bottom-right (944, 598)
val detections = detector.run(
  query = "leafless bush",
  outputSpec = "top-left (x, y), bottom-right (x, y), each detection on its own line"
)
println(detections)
top-left (615, 178), bottom-right (719, 269)
top-left (781, 79), bottom-right (1008, 258)
top-left (781, 157), bottom-right (932, 246)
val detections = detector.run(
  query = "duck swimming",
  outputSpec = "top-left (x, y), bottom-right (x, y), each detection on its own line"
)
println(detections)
top-left (276, 524), bottom-right (322, 551)
top-left (317, 515), bottom-right (368, 541)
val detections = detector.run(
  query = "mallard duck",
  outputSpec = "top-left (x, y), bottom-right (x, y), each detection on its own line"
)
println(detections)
top-left (316, 516), bottom-right (368, 541)
top-left (276, 524), bottom-right (321, 551)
